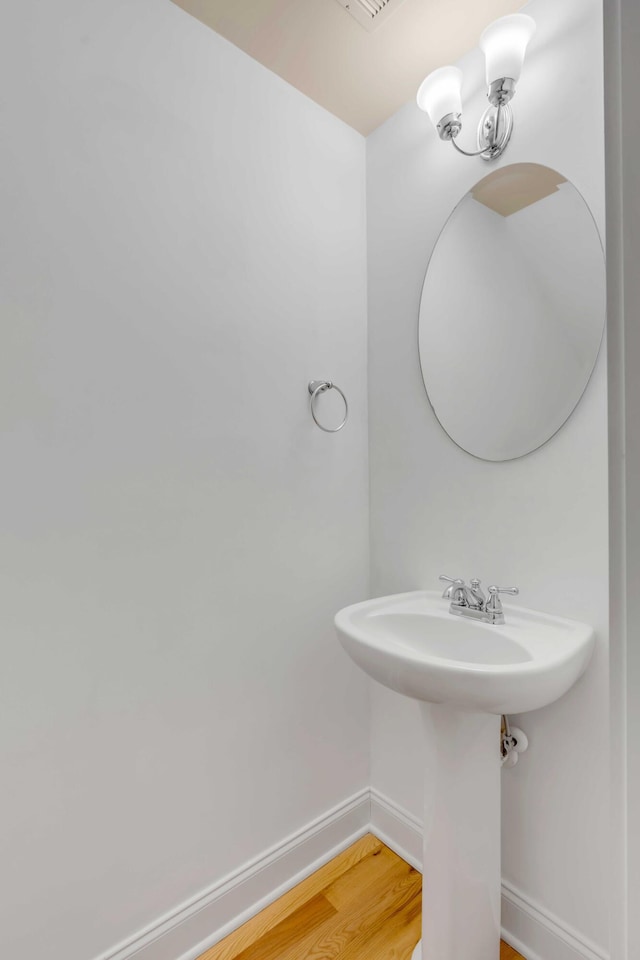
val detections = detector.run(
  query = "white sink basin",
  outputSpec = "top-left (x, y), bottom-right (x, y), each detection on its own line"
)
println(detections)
top-left (335, 590), bottom-right (594, 715)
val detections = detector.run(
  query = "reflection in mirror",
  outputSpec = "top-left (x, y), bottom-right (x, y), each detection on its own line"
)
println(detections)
top-left (418, 163), bottom-right (605, 461)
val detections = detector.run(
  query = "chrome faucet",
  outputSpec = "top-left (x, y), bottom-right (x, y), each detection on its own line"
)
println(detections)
top-left (439, 575), bottom-right (519, 625)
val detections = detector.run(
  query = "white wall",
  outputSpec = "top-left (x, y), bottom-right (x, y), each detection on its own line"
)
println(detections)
top-left (366, 0), bottom-right (609, 952)
top-left (0, 2), bottom-right (369, 959)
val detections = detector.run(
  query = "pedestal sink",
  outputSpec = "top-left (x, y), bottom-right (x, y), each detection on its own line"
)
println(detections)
top-left (334, 591), bottom-right (594, 960)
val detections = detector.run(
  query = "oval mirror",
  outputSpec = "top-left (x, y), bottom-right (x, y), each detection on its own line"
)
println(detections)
top-left (418, 163), bottom-right (605, 461)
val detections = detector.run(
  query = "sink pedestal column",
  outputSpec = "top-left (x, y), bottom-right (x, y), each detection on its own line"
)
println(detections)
top-left (411, 705), bottom-right (502, 960)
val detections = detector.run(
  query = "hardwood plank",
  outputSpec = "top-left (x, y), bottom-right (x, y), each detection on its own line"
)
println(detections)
top-left (274, 858), bottom-right (422, 960)
top-left (232, 894), bottom-right (336, 960)
top-left (199, 834), bottom-right (382, 960)
top-left (333, 872), bottom-right (421, 960)
top-left (501, 942), bottom-right (526, 960)
top-left (322, 843), bottom-right (411, 910)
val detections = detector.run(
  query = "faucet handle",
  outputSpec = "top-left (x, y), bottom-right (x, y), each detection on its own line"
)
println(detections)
top-left (486, 584), bottom-right (519, 612)
top-left (488, 585), bottom-right (519, 596)
top-left (439, 575), bottom-right (463, 599)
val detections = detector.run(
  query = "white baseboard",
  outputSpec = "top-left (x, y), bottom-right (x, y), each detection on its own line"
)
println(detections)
top-left (369, 787), bottom-right (422, 870)
top-left (501, 879), bottom-right (609, 960)
top-left (91, 788), bottom-right (370, 960)
top-left (92, 787), bottom-right (609, 960)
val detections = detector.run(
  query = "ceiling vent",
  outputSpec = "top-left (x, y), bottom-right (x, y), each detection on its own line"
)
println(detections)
top-left (335, 0), bottom-right (407, 33)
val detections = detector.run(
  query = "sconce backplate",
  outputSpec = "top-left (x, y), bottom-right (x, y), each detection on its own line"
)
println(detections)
top-left (477, 103), bottom-right (513, 161)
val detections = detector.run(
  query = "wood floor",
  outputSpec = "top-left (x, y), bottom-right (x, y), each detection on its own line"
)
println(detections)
top-left (198, 834), bottom-right (526, 960)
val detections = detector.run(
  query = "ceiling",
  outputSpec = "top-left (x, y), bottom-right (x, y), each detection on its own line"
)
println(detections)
top-left (170, 0), bottom-right (527, 136)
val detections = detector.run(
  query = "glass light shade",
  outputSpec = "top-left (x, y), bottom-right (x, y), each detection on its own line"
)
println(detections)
top-left (417, 66), bottom-right (463, 129)
top-left (479, 14), bottom-right (536, 85)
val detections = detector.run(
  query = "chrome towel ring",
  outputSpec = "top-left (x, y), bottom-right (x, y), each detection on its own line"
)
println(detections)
top-left (308, 380), bottom-right (348, 433)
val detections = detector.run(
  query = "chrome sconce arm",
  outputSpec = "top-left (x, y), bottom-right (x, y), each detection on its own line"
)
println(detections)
top-left (449, 102), bottom-right (511, 160)
top-left (417, 16), bottom-right (535, 163)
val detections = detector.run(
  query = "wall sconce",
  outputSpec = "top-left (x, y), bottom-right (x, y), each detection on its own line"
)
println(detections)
top-left (417, 14), bottom-right (536, 161)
